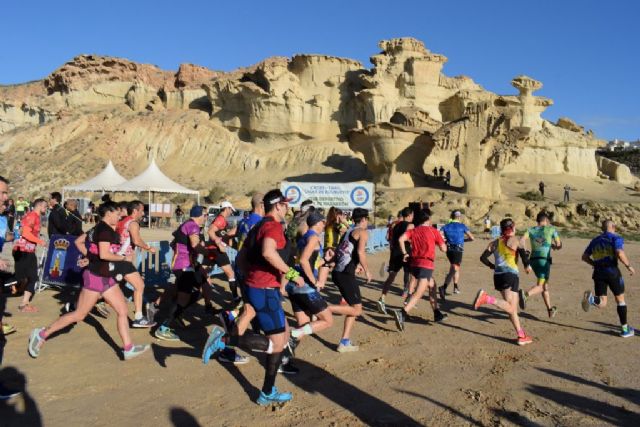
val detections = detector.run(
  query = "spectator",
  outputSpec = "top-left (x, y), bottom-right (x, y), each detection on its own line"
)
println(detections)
top-left (539, 181), bottom-right (545, 197)
top-left (438, 165), bottom-right (445, 177)
top-left (445, 170), bottom-right (451, 186)
top-left (15, 196), bottom-right (29, 220)
top-left (563, 185), bottom-right (571, 202)
top-left (47, 192), bottom-right (68, 236)
top-left (175, 205), bottom-right (184, 223)
top-left (64, 199), bottom-right (84, 236)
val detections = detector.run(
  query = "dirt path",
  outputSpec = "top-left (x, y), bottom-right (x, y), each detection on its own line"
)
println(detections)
top-left (1, 237), bottom-right (639, 426)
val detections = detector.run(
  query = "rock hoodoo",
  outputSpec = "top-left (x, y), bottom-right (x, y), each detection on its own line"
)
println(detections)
top-left (0, 37), bottom-right (612, 199)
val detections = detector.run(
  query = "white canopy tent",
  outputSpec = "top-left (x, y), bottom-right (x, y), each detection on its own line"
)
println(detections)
top-left (62, 160), bottom-right (127, 199)
top-left (111, 159), bottom-right (200, 226)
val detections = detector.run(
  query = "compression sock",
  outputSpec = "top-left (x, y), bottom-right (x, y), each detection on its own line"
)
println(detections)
top-left (617, 303), bottom-right (628, 326)
top-left (227, 325), bottom-right (272, 353)
top-left (262, 352), bottom-right (284, 394)
top-left (291, 323), bottom-right (313, 338)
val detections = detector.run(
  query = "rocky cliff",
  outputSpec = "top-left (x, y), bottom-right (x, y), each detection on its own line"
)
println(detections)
top-left (0, 38), bottom-right (624, 200)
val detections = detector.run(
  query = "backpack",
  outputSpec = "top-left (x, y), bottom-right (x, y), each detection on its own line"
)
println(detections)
top-left (333, 228), bottom-right (355, 273)
top-left (170, 221), bottom-right (192, 251)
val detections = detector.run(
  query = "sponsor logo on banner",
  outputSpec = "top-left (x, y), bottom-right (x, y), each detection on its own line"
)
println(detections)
top-left (350, 186), bottom-right (370, 207)
top-left (283, 185), bottom-right (302, 204)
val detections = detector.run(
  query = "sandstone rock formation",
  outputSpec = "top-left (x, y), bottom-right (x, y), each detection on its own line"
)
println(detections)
top-left (595, 155), bottom-right (634, 185)
top-left (0, 37), bottom-right (623, 202)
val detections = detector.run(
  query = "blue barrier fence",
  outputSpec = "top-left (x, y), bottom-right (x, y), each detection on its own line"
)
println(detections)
top-left (137, 228), bottom-right (390, 285)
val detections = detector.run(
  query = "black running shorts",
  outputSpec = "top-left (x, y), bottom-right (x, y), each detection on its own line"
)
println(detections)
top-left (410, 266), bottom-right (433, 280)
top-left (332, 270), bottom-right (361, 305)
top-left (446, 250), bottom-right (463, 266)
top-left (388, 253), bottom-right (405, 273)
top-left (493, 273), bottom-right (519, 292)
top-left (593, 268), bottom-right (624, 297)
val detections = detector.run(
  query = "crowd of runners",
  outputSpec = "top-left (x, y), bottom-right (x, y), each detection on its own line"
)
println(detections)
top-left (0, 179), bottom-right (636, 404)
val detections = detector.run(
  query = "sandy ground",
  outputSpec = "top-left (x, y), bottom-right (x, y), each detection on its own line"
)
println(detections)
top-left (1, 230), bottom-right (639, 427)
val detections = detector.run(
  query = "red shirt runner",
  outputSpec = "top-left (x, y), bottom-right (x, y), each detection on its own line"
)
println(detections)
top-left (404, 226), bottom-right (444, 269)
top-left (246, 218), bottom-right (286, 289)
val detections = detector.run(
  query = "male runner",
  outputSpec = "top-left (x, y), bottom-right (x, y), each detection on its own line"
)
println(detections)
top-left (202, 189), bottom-right (303, 405)
top-left (237, 193), bottom-right (264, 249)
top-left (439, 210), bottom-right (474, 298)
top-left (581, 219), bottom-right (635, 337)
top-left (475, 218), bottom-right (533, 345)
top-left (392, 209), bottom-right (447, 331)
top-left (116, 200), bottom-right (157, 327)
top-left (377, 207), bottom-right (414, 314)
top-left (518, 211), bottom-right (562, 317)
top-left (207, 200), bottom-right (239, 303)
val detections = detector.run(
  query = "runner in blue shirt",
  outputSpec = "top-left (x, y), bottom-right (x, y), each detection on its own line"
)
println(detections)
top-left (439, 210), bottom-right (474, 298)
top-left (581, 220), bottom-right (635, 338)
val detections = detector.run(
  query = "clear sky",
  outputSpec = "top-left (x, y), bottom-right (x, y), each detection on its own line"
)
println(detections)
top-left (2, 0), bottom-right (638, 140)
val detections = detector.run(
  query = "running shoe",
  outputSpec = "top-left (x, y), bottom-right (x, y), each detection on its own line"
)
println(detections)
top-left (278, 361), bottom-right (300, 375)
top-left (433, 310), bottom-right (448, 323)
top-left (518, 289), bottom-right (527, 310)
top-left (0, 383), bottom-right (21, 400)
top-left (28, 327), bottom-right (46, 358)
top-left (202, 326), bottom-right (226, 365)
top-left (2, 323), bottom-right (16, 336)
top-left (218, 350), bottom-right (249, 365)
top-left (581, 291), bottom-right (593, 312)
top-left (256, 386), bottom-right (292, 406)
top-left (336, 340), bottom-right (359, 353)
top-left (95, 301), bottom-right (111, 318)
top-left (438, 286), bottom-right (446, 301)
top-left (453, 286), bottom-right (461, 295)
top-left (517, 334), bottom-right (533, 346)
top-left (155, 325), bottom-right (179, 341)
top-left (473, 289), bottom-right (489, 310)
top-left (132, 318), bottom-right (157, 328)
top-left (392, 309), bottom-right (405, 332)
top-left (620, 325), bottom-right (635, 338)
top-left (548, 306), bottom-right (558, 318)
top-left (376, 298), bottom-right (387, 315)
top-left (123, 344), bottom-right (150, 360)
top-left (146, 302), bottom-right (159, 323)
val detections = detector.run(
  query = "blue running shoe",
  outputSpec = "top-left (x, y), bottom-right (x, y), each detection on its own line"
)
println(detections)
top-left (256, 386), bottom-right (292, 406)
top-left (620, 325), bottom-right (635, 338)
top-left (202, 326), bottom-right (226, 365)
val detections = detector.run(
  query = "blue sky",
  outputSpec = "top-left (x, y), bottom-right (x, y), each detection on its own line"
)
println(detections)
top-left (2, 0), bottom-right (638, 140)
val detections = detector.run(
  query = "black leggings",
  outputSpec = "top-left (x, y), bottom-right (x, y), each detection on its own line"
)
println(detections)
top-left (13, 251), bottom-right (38, 295)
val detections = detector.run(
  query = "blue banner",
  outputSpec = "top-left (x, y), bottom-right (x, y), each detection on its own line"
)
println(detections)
top-left (43, 234), bottom-right (83, 286)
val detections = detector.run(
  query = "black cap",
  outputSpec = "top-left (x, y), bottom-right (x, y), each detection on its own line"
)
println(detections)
top-left (306, 211), bottom-right (326, 227)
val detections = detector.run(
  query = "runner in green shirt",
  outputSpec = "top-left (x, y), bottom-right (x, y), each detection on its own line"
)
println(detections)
top-left (519, 211), bottom-right (562, 317)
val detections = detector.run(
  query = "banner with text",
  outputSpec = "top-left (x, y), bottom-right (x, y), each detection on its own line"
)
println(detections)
top-left (281, 182), bottom-right (375, 210)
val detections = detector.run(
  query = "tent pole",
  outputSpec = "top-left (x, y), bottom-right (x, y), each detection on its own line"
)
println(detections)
top-left (148, 191), bottom-right (151, 228)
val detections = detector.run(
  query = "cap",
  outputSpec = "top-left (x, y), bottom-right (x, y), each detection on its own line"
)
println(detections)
top-left (190, 205), bottom-right (205, 218)
top-left (453, 210), bottom-right (461, 217)
top-left (306, 211), bottom-right (326, 227)
top-left (263, 189), bottom-right (293, 209)
top-left (300, 199), bottom-right (314, 213)
top-left (220, 200), bottom-right (236, 212)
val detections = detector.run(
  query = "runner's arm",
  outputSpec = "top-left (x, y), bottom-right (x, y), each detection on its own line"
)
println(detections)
top-left (581, 252), bottom-right (594, 267)
top-left (616, 249), bottom-right (635, 275)
top-left (75, 233), bottom-right (87, 256)
top-left (129, 221), bottom-right (154, 252)
top-left (356, 230), bottom-right (372, 282)
top-left (262, 237), bottom-right (304, 286)
top-left (398, 233), bottom-right (410, 260)
top-left (464, 231), bottom-right (475, 242)
top-left (189, 233), bottom-right (200, 249)
top-left (480, 241), bottom-right (495, 269)
top-left (207, 223), bottom-right (226, 249)
top-left (299, 234), bottom-right (319, 285)
top-left (21, 218), bottom-right (45, 245)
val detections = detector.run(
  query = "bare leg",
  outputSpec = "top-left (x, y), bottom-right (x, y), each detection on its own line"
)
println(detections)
top-left (329, 304), bottom-right (362, 340)
top-left (42, 289), bottom-right (101, 337)
top-left (102, 285), bottom-right (133, 347)
top-left (404, 278), bottom-right (429, 313)
top-left (125, 272), bottom-right (145, 317)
